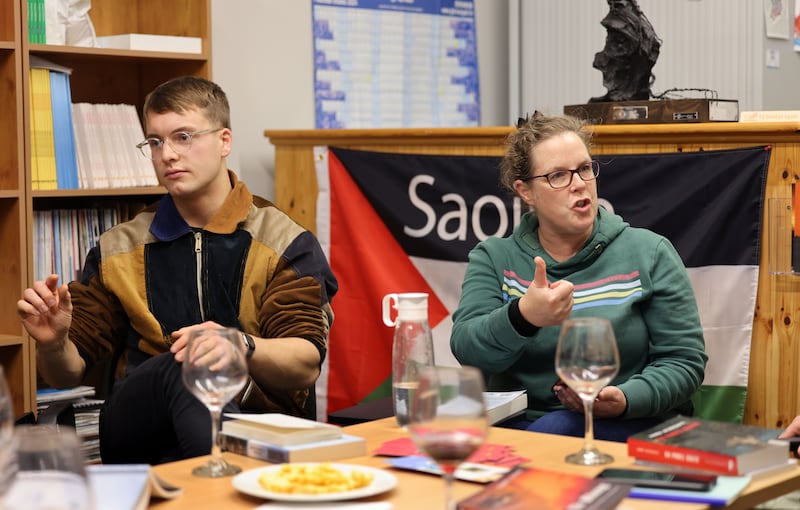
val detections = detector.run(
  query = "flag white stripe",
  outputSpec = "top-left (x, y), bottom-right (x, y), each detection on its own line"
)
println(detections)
top-left (687, 265), bottom-right (758, 388)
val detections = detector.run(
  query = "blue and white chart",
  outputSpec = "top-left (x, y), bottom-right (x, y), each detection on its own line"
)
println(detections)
top-left (312, 0), bottom-right (479, 129)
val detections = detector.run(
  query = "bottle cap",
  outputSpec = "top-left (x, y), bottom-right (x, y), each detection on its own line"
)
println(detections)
top-left (382, 292), bottom-right (429, 325)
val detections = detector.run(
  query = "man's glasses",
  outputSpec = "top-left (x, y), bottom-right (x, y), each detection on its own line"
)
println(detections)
top-left (136, 128), bottom-right (223, 160)
top-left (525, 161), bottom-right (600, 189)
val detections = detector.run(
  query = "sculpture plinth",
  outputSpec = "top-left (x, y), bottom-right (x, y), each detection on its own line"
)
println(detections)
top-left (564, 99), bottom-right (739, 125)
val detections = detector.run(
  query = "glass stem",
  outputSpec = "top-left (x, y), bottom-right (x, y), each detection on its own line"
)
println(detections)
top-left (443, 471), bottom-right (456, 510)
top-left (209, 407), bottom-right (226, 471)
top-left (582, 397), bottom-right (596, 453)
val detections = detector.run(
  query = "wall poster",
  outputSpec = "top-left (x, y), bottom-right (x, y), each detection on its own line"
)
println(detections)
top-left (312, 0), bottom-right (480, 129)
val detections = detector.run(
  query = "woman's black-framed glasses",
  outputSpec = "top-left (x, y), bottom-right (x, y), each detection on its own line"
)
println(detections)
top-left (525, 161), bottom-right (600, 189)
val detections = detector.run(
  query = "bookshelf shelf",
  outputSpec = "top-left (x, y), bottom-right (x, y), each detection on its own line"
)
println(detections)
top-left (32, 186), bottom-right (167, 199)
top-left (30, 44), bottom-right (209, 61)
top-left (0, 334), bottom-right (23, 348)
top-left (0, 0), bottom-right (211, 418)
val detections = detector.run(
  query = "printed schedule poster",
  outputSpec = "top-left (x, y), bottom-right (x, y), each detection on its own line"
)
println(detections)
top-left (312, 0), bottom-right (480, 129)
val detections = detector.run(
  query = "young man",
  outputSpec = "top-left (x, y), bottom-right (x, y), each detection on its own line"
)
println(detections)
top-left (17, 76), bottom-right (338, 464)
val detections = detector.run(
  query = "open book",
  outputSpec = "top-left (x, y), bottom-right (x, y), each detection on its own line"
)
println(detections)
top-left (86, 464), bottom-right (182, 510)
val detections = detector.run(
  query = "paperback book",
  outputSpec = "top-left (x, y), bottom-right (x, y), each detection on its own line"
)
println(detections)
top-left (625, 475), bottom-right (751, 506)
top-left (484, 390), bottom-right (527, 425)
top-left (86, 464), bottom-right (182, 510)
top-left (627, 415), bottom-right (788, 476)
top-left (457, 466), bottom-right (631, 510)
top-left (221, 432), bottom-right (366, 463)
top-left (222, 413), bottom-right (342, 446)
top-left (386, 455), bottom-right (510, 483)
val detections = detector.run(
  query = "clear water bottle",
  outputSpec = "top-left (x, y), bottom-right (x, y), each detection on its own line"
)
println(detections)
top-left (382, 292), bottom-right (435, 428)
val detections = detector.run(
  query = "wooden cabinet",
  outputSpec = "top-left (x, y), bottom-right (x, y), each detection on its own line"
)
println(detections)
top-left (0, 0), bottom-right (211, 416)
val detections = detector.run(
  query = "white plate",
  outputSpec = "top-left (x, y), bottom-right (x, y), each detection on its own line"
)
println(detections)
top-left (232, 463), bottom-right (397, 502)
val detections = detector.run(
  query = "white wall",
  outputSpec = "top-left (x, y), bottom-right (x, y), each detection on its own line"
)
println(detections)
top-left (210, 1), bottom-right (314, 200)
top-left (212, 1), bottom-right (800, 201)
top-left (210, 0), bottom-right (509, 200)
top-left (515, 0), bottom-right (763, 117)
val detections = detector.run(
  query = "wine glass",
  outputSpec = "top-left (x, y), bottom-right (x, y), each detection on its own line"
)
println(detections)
top-left (408, 365), bottom-right (488, 510)
top-left (0, 366), bottom-right (16, 495)
top-left (555, 317), bottom-right (620, 465)
top-left (182, 327), bottom-right (249, 477)
top-left (4, 425), bottom-right (93, 510)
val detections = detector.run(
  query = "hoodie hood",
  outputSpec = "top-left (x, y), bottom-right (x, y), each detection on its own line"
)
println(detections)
top-left (514, 207), bottom-right (629, 279)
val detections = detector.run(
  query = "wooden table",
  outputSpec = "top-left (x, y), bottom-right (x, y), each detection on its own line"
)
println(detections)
top-left (150, 418), bottom-right (800, 509)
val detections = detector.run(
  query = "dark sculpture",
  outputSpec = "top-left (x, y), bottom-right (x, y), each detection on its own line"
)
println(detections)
top-left (590, 0), bottom-right (661, 103)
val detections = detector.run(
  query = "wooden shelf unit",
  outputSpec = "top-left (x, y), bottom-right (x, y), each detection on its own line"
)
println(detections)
top-left (0, 0), bottom-right (210, 417)
top-left (266, 123), bottom-right (800, 430)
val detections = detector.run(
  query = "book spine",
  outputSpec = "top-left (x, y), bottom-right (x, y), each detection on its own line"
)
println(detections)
top-left (627, 438), bottom-right (738, 475)
top-left (221, 433), bottom-right (290, 463)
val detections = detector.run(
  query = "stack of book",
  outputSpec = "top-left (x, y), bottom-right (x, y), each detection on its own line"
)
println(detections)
top-left (27, 0), bottom-right (46, 43)
top-left (72, 102), bottom-right (158, 189)
top-left (220, 413), bottom-right (367, 463)
top-left (28, 57), bottom-right (157, 191)
top-left (626, 415), bottom-right (793, 477)
top-left (36, 385), bottom-right (104, 463)
top-left (32, 202), bottom-right (148, 283)
top-left (29, 58), bottom-right (69, 190)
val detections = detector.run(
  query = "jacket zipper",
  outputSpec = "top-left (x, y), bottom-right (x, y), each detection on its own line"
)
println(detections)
top-left (194, 232), bottom-right (205, 321)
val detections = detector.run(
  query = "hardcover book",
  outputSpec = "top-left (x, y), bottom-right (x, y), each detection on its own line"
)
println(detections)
top-left (627, 415), bottom-right (787, 475)
top-left (457, 466), bottom-right (631, 510)
top-left (220, 432), bottom-right (366, 463)
top-left (222, 413), bottom-right (342, 446)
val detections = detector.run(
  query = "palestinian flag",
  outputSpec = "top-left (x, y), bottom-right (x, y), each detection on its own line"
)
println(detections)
top-left (314, 145), bottom-right (770, 422)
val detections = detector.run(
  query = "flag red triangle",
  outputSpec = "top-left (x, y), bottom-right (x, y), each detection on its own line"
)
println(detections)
top-left (326, 151), bottom-right (448, 414)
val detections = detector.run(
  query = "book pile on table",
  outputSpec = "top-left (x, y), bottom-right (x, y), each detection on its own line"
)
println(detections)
top-left (626, 415), bottom-right (792, 477)
top-left (220, 413), bottom-right (366, 463)
top-left (617, 415), bottom-right (799, 505)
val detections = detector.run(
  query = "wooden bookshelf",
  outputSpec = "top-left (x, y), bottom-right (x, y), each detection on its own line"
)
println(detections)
top-left (0, 0), bottom-right (210, 417)
top-left (0, 0), bottom-right (28, 420)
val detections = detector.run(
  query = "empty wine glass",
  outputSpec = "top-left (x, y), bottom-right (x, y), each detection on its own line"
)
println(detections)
top-left (0, 366), bottom-right (16, 495)
top-left (555, 317), bottom-right (620, 465)
top-left (408, 365), bottom-right (488, 510)
top-left (4, 425), bottom-right (93, 510)
top-left (182, 327), bottom-right (249, 477)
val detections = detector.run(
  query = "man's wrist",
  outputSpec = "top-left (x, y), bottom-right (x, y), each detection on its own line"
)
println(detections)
top-left (241, 332), bottom-right (255, 359)
top-left (36, 338), bottom-right (68, 356)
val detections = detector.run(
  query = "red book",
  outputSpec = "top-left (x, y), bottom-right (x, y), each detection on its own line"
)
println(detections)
top-left (457, 467), bottom-right (630, 510)
top-left (627, 415), bottom-right (788, 476)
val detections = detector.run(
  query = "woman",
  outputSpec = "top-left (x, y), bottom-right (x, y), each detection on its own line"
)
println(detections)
top-left (450, 112), bottom-right (707, 441)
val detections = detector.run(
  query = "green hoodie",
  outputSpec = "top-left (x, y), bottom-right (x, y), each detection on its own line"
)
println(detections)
top-left (451, 209), bottom-right (707, 422)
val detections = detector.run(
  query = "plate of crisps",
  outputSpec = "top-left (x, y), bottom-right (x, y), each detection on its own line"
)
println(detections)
top-left (232, 462), bottom-right (398, 502)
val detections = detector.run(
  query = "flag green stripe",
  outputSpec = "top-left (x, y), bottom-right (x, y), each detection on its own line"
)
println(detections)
top-left (692, 385), bottom-right (747, 423)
